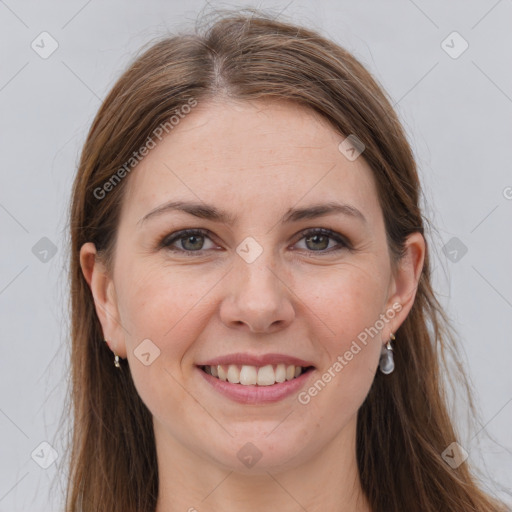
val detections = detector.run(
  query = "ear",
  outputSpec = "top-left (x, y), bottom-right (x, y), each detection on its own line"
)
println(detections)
top-left (382, 232), bottom-right (425, 340)
top-left (79, 242), bottom-right (127, 358)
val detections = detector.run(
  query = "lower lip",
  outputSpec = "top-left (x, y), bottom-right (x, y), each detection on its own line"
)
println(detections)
top-left (196, 366), bottom-right (315, 404)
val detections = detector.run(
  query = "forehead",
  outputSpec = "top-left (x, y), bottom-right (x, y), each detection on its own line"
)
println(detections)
top-left (120, 99), bottom-right (381, 227)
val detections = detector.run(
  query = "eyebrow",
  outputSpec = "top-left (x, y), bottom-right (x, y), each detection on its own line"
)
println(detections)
top-left (138, 200), bottom-right (367, 226)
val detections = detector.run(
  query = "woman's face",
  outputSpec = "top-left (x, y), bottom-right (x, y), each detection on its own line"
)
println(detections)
top-left (82, 99), bottom-right (423, 473)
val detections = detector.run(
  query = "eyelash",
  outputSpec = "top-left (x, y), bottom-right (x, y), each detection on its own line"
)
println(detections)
top-left (159, 228), bottom-right (351, 255)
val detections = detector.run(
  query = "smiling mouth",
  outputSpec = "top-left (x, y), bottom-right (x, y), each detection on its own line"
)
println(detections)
top-left (199, 364), bottom-right (315, 386)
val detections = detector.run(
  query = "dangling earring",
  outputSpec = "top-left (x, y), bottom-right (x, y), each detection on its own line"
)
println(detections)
top-left (379, 333), bottom-right (395, 375)
top-left (104, 339), bottom-right (121, 369)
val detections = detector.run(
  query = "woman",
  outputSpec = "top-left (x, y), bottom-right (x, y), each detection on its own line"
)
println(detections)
top-left (64, 8), bottom-right (508, 512)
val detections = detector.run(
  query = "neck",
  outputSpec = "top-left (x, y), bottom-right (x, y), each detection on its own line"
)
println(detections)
top-left (154, 417), bottom-right (372, 512)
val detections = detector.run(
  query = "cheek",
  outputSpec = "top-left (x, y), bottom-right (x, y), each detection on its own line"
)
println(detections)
top-left (295, 262), bottom-right (386, 411)
top-left (114, 258), bottom-right (220, 356)
top-left (301, 261), bottom-right (389, 349)
top-left (113, 261), bottom-right (210, 419)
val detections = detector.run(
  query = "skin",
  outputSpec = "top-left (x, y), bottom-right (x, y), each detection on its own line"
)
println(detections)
top-left (80, 98), bottom-right (425, 512)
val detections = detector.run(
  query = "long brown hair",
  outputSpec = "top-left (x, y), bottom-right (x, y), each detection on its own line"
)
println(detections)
top-left (60, 7), bottom-right (507, 511)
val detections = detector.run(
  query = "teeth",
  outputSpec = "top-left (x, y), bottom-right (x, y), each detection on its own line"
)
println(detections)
top-left (217, 365), bottom-right (227, 381)
top-left (240, 365), bottom-right (257, 385)
top-left (257, 364), bottom-right (275, 386)
top-left (203, 364), bottom-right (309, 386)
top-left (275, 363), bottom-right (286, 383)
top-left (227, 365), bottom-right (240, 384)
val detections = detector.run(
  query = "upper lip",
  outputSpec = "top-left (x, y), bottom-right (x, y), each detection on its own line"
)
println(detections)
top-left (197, 353), bottom-right (315, 368)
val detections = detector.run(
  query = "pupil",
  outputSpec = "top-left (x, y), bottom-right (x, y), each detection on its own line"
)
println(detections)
top-left (307, 234), bottom-right (328, 250)
top-left (183, 235), bottom-right (203, 250)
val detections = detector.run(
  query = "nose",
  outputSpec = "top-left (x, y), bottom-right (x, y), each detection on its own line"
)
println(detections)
top-left (219, 250), bottom-right (295, 334)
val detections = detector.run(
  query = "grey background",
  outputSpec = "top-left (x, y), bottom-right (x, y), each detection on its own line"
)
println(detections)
top-left (0, 1), bottom-right (511, 510)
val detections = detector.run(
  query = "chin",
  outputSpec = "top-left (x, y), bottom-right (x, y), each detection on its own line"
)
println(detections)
top-left (197, 427), bottom-right (313, 475)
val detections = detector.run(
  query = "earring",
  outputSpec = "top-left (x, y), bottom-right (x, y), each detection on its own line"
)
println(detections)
top-left (104, 339), bottom-right (121, 369)
top-left (379, 333), bottom-right (395, 375)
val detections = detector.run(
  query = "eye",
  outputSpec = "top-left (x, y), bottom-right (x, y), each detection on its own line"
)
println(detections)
top-left (160, 228), bottom-right (217, 253)
top-left (294, 228), bottom-right (349, 253)
top-left (160, 227), bottom-right (350, 255)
